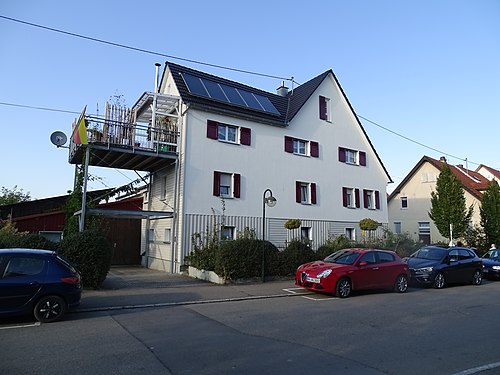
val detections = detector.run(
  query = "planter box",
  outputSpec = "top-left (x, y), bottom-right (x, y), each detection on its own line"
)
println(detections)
top-left (188, 266), bottom-right (226, 285)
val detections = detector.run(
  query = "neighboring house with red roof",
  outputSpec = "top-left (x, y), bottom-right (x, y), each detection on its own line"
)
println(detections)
top-left (68, 62), bottom-right (392, 274)
top-left (387, 156), bottom-right (496, 244)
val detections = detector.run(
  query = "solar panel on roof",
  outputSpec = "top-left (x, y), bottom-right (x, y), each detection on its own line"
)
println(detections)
top-left (182, 74), bottom-right (208, 97)
top-left (181, 73), bottom-right (280, 116)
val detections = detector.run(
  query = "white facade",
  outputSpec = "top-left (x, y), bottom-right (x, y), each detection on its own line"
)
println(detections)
top-left (142, 64), bottom-right (392, 273)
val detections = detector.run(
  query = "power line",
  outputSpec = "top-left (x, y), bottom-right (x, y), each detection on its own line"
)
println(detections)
top-left (0, 15), bottom-right (293, 83)
top-left (0, 101), bottom-right (79, 115)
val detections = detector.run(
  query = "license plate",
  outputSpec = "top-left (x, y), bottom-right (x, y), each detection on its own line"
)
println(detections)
top-left (306, 277), bottom-right (321, 283)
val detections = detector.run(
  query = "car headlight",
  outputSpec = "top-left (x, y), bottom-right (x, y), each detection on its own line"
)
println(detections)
top-left (417, 267), bottom-right (434, 273)
top-left (493, 266), bottom-right (500, 270)
top-left (317, 269), bottom-right (333, 278)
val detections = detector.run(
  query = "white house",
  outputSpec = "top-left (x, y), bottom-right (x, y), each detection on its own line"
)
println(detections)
top-left (69, 61), bottom-right (392, 273)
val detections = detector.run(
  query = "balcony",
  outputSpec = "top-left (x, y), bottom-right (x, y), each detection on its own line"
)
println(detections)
top-left (69, 92), bottom-right (181, 172)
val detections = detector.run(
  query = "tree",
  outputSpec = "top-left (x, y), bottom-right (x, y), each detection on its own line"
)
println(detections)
top-left (429, 163), bottom-right (473, 239)
top-left (0, 186), bottom-right (31, 205)
top-left (480, 180), bottom-right (500, 246)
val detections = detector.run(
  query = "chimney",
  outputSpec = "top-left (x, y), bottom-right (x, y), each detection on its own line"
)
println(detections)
top-left (276, 81), bottom-right (289, 97)
top-left (440, 156), bottom-right (447, 162)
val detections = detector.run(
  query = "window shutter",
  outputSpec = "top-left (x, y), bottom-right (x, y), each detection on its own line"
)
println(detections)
top-left (359, 151), bottom-right (367, 166)
top-left (355, 189), bottom-right (360, 208)
top-left (295, 181), bottom-right (301, 203)
top-left (240, 127), bottom-right (251, 146)
top-left (207, 120), bottom-right (218, 139)
top-left (284, 136), bottom-right (294, 153)
top-left (363, 190), bottom-right (369, 208)
top-left (375, 191), bottom-right (380, 209)
top-left (213, 171), bottom-right (220, 196)
top-left (233, 174), bottom-right (241, 198)
top-left (319, 96), bottom-right (327, 120)
top-left (311, 183), bottom-right (317, 204)
top-left (310, 141), bottom-right (319, 158)
top-left (338, 147), bottom-right (346, 162)
top-left (342, 187), bottom-right (348, 207)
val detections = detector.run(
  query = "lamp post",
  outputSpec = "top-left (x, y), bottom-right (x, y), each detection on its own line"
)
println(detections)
top-left (262, 189), bottom-right (277, 282)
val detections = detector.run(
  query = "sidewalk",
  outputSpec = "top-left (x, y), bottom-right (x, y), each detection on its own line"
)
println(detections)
top-left (77, 266), bottom-right (297, 312)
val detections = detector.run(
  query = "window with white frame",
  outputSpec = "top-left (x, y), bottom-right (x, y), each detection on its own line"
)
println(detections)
top-left (418, 222), bottom-right (430, 235)
top-left (401, 197), bottom-right (408, 209)
top-left (319, 95), bottom-right (331, 121)
top-left (293, 139), bottom-right (307, 155)
top-left (301, 227), bottom-right (311, 241)
top-left (346, 149), bottom-right (357, 164)
top-left (164, 228), bottom-right (172, 243)
top-left (221, 226), bottom-right (235, 240)
top-left (296, 181), bottom-right (317, 204)
top-left (338, 147), bottom-right (367, 166)
top-left (213, 171), bottom-right (241, 198)
top-left (345, 228), bottom-right (356, 241)
top-left (218, 124), bottom-right (237, 143)
top-left (363, 189), bottom-right (380, 210)
top-left (394, 222), bottom-right (401, 234)
top-left (342, 187), bottom-right (359, 208)
top-left (160, 175), bottom-right (167, 200)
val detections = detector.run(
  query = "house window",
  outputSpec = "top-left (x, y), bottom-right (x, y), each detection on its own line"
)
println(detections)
top-left (213, 171), bottom-right (241, 198)
top-left (319, 95), bottom-right (331, 121)
top-left (418, 222), bottom-right (431, 245)
top-left (394, 222), bottom-right (402, 234)
top-left (207, 120), bottom-right (251, 146)
top-left (363, 190), bottom-right (380, 210)
top-left (221, 226), bottom-right (235, 240)
top-left (148, 228), bottom-right (155, 242)
top-left (301, 227), bottom-right (311, 241)
top-left (285, 137), bottom-right (319, 158)
top-left (293, 139), bottom-right (307, 155)
top-left (342, 187), bottom-right (360, 208)
top-left (296, 181), bottom-right (317, 204)
top-left (160, 175), bottom-right (167, 200)
top-left (218, 124), bottom-right (237, 143)
top-left (164, 228), bottom-right (172, 243)
top-left (401, 197), bottom-right (408, 209)
top-left (345, 228), bottom-right (356, 241)
top-left (338, 147), bottom-right (366, 166)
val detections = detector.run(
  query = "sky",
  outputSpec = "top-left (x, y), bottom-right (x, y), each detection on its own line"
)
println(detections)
top-left (1, 0), bottom-right (499, 200)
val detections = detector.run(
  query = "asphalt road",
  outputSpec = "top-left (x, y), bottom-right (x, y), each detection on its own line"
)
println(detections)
top-left (1, 278), bottom-right (500, 375)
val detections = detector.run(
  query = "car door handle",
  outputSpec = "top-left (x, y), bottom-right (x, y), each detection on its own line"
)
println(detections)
top-left (29, 282), bottom-right (40, 287)
top-left (372, 267), bottom-right (380, 270)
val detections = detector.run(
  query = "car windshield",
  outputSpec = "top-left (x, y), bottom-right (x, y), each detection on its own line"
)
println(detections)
top-left (412, 247), bottom-right (446, 261)
top-left (483, 250), bottom-right (500, 259)
top-left (324, 250), bottom-right (359, 265)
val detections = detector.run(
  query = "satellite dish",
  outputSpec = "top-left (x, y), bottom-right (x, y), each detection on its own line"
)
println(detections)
top-left (50, 131), bottom-right (68, 147)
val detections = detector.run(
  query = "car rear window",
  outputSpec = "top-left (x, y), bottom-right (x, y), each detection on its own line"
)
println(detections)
top-left (378, 252), bottom-right (395, 263)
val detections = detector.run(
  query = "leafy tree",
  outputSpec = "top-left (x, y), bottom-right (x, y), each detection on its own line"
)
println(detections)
top-left (480, 180), bottom-right (500, 246)
top-left (429, 163), bottom-right (473, 239)
top-left (0, 185), bottom-right (31, 205)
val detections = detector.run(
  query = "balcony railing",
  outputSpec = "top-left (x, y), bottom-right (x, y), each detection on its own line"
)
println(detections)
top-left (74, 115), bottom-right (179, 154)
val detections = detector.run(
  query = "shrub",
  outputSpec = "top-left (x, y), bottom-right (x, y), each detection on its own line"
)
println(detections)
top-left (215, 239), bottom-right (279, 280)
top-left (59, 229), bottom-right (112, 289)
top-left (0, 221), bottom-right (57, 250)
top-left (279, 240), bottom-right (316, 276)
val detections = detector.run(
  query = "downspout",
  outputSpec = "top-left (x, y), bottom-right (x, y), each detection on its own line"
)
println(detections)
top-left (170, 101), bottom-right (181, 274)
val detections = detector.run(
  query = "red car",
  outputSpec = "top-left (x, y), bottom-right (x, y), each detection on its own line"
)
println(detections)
top-left (295, 248), bottom-right (409, 298)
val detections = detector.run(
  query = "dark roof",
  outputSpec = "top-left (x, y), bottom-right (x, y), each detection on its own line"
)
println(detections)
top-left (164, 62), bottom-right (392, 182)
top-left (388, 156), bottom-right (492, 202)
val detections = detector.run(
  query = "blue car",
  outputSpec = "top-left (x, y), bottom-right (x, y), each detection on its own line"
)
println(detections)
top-left (406, 246), bottom-right (483, 289)
top-left (482, 249), bottom-right (500, 280)
top-left (0, 249), bottom-right (82, 322)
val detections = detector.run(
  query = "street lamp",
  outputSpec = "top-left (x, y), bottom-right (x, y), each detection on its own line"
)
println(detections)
top-left (262, 189), bottom-right (277, 282)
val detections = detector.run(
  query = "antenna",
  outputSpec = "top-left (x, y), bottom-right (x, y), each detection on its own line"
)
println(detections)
top-left (50, 131), bottom-right (68, 148)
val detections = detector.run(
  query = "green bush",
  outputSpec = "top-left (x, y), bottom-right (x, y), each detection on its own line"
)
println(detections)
top-left (279, 240), bottom-right (316, 276)
top-left (0, 222), bottom-right (57, 250)
top-left (215, 239), bottom-right (279, 280)
top-left (59, 229), bottom-right (112, 289)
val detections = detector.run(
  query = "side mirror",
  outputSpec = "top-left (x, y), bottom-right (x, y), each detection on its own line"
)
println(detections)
top-left (358, 261), bottom-right (368, 267)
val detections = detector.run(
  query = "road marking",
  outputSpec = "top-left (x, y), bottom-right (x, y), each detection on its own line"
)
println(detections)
top-left (302, 295), bottom-right (336, 301)
top-left (452, 361), bottom-right (500, 375)
top-left (283, 288), bottom-right (335, 301)
top-left (0, 322), bottom-right (40, 330)
top-left (282, 287), bottom-right (313, 295)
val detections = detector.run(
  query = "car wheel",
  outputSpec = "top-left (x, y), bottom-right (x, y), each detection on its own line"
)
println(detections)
top-left (34, 295), bottom-right (66, 323)
top-left (394, 274), bottom-right (408, 293)
top-left (471, 270), bottom-right (482, 285)
top-left (433, 272), bottom-right (445, 289)
top-left (335, 278), bottom-right (351, 298)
